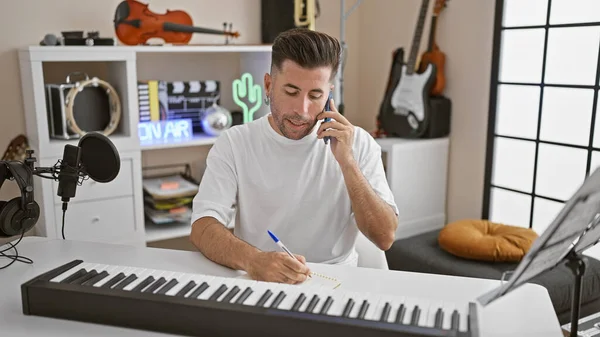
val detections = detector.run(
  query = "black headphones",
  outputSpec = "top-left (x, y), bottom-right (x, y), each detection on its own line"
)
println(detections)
top-left (0, 161), bottom-right (40, 237)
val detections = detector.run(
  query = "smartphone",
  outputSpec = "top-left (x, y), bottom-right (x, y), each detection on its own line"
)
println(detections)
top-left (323, 91), bottom-right (333, 144)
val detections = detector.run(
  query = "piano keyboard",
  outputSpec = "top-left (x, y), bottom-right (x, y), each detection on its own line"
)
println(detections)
top-left (21, 259), bottom-right (479, 337)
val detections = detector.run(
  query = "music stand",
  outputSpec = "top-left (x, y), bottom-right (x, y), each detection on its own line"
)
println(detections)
top-left (477, 167), bottom-right (600, 337)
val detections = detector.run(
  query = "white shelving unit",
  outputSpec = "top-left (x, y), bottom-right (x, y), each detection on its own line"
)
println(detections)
top-left (375, 137), bottom-right (450, 241)
top-left (18, 44), bottom-right (272, 246)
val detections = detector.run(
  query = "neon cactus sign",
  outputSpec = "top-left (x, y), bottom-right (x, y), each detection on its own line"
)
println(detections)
top-left (232, 73), bottom-right (262, 124)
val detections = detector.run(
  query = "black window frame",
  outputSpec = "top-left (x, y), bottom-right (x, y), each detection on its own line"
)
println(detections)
top-left (482, 0), bottom-right (600, 227)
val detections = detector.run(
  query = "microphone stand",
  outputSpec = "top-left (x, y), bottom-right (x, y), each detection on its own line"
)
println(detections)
top-left (0, 150), bottom-right (69, 269)
top-left (335, 0), bottom-right (362, 116)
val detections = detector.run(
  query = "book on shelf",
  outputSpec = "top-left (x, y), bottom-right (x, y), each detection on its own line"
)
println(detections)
top-left (143, 174), bottom-right (199, 200)
top-left (143, 173), bottom-right (199, 226)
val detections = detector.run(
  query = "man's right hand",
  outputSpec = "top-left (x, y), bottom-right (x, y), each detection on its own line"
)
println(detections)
top-left (245, 251), bottom-right (312, 284)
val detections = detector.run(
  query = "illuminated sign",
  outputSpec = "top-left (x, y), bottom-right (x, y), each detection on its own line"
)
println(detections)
top-left (138, 119), bottom-right (193, 145)
top-left (232, 73), bottom-right (262, 123)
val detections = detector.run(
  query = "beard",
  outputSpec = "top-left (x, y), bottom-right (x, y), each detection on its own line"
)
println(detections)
top-left (269, 93), bottom-right (317, 140)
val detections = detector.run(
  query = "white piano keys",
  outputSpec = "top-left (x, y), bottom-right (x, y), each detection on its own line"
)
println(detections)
top-left (459, 302), bottom-right (469, 333)
top-left (350, 292), bottom-right (379, 319)
top-left (45, 261), bottom-right (475, 334)
top-left (261, 283), bottom-right (285, 308)
top-left (363, 295), bottom-right (388, 321)
top-left (211, 277), bottom-right (238, 301)
top-left (219, 278), bottom-right (255, 303)
top-left (442, 301), bottom-right (456, 331)
top-left (297, 285), bottom-right (324, 312)
top-left (241, 281), bottom-right (272, 307)
top-left (386, 296), bottom-right (407, 324)
top-left (275, 286), bottom-right (301, 311)
top-left (324, 290), bottom-right (352, 317)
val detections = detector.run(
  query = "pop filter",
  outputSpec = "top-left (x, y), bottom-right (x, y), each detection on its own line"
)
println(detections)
top-left (77, 132), bottom-right (120, 183)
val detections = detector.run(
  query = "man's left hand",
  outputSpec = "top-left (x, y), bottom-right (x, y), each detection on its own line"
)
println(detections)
top-left (317, 98), bottom-right (355, 166)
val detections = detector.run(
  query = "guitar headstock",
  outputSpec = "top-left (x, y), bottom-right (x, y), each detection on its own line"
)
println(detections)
top-left (433, 0), bottom-right (448, 16)
top-left (1, 134), bottom-right (30, 162)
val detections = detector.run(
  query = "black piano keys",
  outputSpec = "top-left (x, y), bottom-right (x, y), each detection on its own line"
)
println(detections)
top-left (156, 279), bottom-right (179, 295)
top-left (221, 286), bottom-right (241, 302)
top-left (82, 271), bottom-right (110, 286)
top-left (33, 260), bottom-right (479, 337)
top-left (291, 293), bottom-right (306, 311)
top-left (357, 300), bottom-right (369, 319)
top-left (43, 261), bottom-right (474, 336)
top-left (435, 308), bottom-right (444, 328)
top-left (176, 280), bottom-right (197, 297)
top-left (100, 272), bottom-right (126, 289)
top-left (305, 295), bottom-right (320, 313)
top-left (234, 287), bottom-right (253, 304)
top-left (269, 291), bottom-right (286, 308)
top-left (143, 277), bottom-right (167, 293)
top-left (189, 282), bottom-right (209, 298)
top-left (208, 284), bottom-right (228, 300)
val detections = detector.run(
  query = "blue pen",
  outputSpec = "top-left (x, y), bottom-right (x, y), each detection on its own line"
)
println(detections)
top-left (267, 230), bottom-right (312, 279)
top-left (323, 92), bottom-right (333, 145)
top-left (267, 230), bottom-right (298, 261)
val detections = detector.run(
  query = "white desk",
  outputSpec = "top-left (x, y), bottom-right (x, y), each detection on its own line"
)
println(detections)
top-left (2, 237), bottom-right (563, 337)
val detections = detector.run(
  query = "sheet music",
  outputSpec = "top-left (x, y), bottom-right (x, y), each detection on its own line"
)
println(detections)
top-left (508, 240), bottom-right (574, 289)
top-left (574, 214), bottom-right (600, 254)
top-left (477, 168), bottom-right (600, 307)
top-left (545, 192), bottom-right (600, 247)
top-left (477, 238), bottom-right (574, 306)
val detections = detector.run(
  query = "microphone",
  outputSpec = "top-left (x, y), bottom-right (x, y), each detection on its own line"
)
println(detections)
top-left (56, 132), bottom-right (120, 203)
top-left (56, 144), bottom-right (81, 203)
top-left (50, 132), bottom-right (120, 239)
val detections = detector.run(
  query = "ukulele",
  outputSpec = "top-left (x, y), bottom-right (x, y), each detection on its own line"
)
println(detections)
top-left (377, 0), bottom-right (433, 138)
top-left (418, 0), bottom-right (448, 96)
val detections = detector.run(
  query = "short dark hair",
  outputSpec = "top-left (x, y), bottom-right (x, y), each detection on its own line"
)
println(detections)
top-left (271, 28), bottom-right (342, 81)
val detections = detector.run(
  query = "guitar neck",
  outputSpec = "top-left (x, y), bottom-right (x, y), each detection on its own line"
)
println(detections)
top-left (427, 16), bottom-right (437, 51)
top-left (407, 0), bottom-right (430, 74)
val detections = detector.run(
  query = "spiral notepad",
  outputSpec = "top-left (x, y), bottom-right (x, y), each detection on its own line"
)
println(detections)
top-left (306, 272), bottom-right (342, 289)
top-left (234, 272), bottom-right (342, 289)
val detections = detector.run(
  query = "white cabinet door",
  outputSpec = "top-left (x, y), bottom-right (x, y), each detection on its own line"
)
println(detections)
top-left (51, 158), bottom-right (134, 205)
top-left (54, 196), bottom-right (140, 245)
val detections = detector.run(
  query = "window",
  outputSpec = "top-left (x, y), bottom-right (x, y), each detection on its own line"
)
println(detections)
top-left (482, 0), bottom-right (600, 234)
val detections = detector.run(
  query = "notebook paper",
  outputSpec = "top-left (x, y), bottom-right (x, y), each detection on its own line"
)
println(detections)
top-left (235, 272), bottom-right (342, 290)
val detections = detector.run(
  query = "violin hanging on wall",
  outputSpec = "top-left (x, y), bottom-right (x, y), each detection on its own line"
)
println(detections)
top-left (113, 0), bottom-right (240, 46)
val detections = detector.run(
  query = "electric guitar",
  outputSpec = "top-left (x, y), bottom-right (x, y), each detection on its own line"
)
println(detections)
top-left (382, 0), bottom-right (435, 138)
top-left (419, 0), bottom-right (448, 96)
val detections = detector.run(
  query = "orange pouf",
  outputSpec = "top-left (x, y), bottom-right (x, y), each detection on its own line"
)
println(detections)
top-left (437, 219), bottom-right (539, 262)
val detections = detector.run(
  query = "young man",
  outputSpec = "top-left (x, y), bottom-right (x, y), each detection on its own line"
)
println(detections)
top-left (190, 28), bottom-right (398, 284)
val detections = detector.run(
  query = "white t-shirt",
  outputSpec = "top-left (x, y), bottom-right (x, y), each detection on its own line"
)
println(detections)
top-left (191, 113), bottom-right (398, 266)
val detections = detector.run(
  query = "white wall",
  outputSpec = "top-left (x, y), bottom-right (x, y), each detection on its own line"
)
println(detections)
top-left (0, 0), bottom-right (496, 233)
top-left (358, 0), bottom-right (496, 222)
